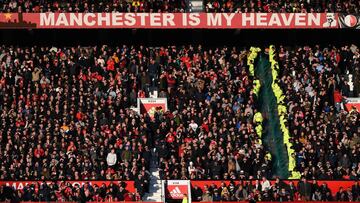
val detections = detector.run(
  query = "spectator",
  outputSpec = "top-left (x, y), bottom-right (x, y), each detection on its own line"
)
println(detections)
top-left (298, 177), bottom-right (311, 201)
top-left (352, 181), bottom-right (360, 201)
top-left (201, 190), bottom-right (213, 202)
top-left (235, 184), bottom-right (248, 201)
top-left (191, 185), bottom-right (203, 202)
top-left (336, 187), bottom-right (348, 201)
top-left (312, 189), bottom-right (322, 201)
top-left (106, 148), bottom-right (117, 167)
top-left (261, 176), bottom-right (270, 192)
top-left (212, 190), bottom-right (221, 201)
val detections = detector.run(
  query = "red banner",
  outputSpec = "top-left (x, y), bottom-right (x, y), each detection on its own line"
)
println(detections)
top-left (345, 97), bottom-right (360, 112)
top-left (0, 180), bottom-right (135, 192)
top-left (0, 13), bottom-right (338, 29)
top-left (191, 180), bottom-right (355, 196)
top-left (138, 98), bottom-right (168, 119)
top-left (166, 180), bottom-right (191, 200)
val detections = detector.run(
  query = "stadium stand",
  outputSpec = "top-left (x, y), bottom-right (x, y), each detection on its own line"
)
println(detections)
top-left (1, 0), bottom-right (360, 203)
top-left (278, 45), bottom-right (360, 180)
top-left (0, 44), bottom-right (359, 176)
top-left (0, 45), bottom-right (270, 182)
top-left (0, 44), bottom-right (359, 202)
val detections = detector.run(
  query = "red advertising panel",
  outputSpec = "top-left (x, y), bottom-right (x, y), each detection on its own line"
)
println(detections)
top-left (0, 13), bottom-right (338, 29)
top-left (166, 180), bottom-right (191, 200)
top-left (138, 98), bottom-right (168, 119)
top-left (345, 97), bottom-right (360, 112)
top-left (0, 180), bottom-right (135, 192)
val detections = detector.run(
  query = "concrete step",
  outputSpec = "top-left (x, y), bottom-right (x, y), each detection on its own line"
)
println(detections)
top-left (149, 194), bottom-right (162, 197)
top-left (151, 170), bottom-right (160, 175)
top-left (149, 189), bottom-right (162, 193)
top-left (143, 148), bottom-right (163, 202)
top-left (144, 197), bottom-right (162, 202)
top-left (150, 177), bottom-right (160, 180)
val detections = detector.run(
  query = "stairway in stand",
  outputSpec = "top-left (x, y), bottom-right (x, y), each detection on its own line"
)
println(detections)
top-left (143, 148), bottom-right (163, 202)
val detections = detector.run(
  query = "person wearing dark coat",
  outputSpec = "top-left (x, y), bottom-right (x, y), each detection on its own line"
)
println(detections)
top-left (336, 187), bottom-right (349, 201)
top-left (191, 185), bottom-right (203, 202)
top-left (297, 177), bottom-right (311, 201)
top-left (352, 181), bottom-right (360, 201)
top-left (211, 161), bottom-right (222, 179)
top-left (135, 174), bottom-right (146, 197)
top-left (148, 58), bottom-right (159, 87)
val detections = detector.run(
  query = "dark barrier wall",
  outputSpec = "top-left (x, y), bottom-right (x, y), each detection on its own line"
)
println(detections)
top-left (0, 29), bottom-right (359, 46)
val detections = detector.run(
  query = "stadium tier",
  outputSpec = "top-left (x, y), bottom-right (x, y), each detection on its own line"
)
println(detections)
top-left (1, 1), bottom-right (360, 203)
top-left (0, 45), bottom-right (359, 202)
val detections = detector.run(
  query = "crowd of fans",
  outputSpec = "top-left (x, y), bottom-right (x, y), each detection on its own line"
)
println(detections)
top-left (0, 45), bottom-right (157, 196)
top-left (154, 45), bottom-right (271, 180)
top-left (0, 181), bottom-right (141, 202)
top-left (1, 0), bottom-right (360, 13)
top-left (0, 0), bottom-right (189, 13)
top-left (192, 178), bottom-right (360, 202)
top-left (0, 44), bottom-right (359, 201)
top-left (205, 0), bottom-right (360, 13)
top-left (0, 45), bottom-right (271, 182)
top-left (276, 45), bottom-right (360, 180)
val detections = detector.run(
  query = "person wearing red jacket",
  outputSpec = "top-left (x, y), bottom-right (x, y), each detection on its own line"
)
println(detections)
top-left (124, 192), bottom-right (135, 201)
top-left (333, 89), bottom-right (343, 112)
top-left (34, 144), bottom-right (44, 159)
top-left (106, 58), bottom-right (115, 72)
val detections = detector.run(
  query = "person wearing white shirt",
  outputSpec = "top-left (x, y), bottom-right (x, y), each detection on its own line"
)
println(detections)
top-left (188, 161), bottom-right (197, 176)
top-left (261, 176), bottom-right (271, 191)
top-left (106, 148), bottom-right (117, 166)
top-left (189, 120), bottom-right (198, 132)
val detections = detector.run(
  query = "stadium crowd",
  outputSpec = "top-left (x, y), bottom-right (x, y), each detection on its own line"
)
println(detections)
top-left (0, 0), bottom-right (189, 13)
top-left (0, 181), bottom-right (141, 202)
top-left (277, 45), bottom-right (360, 180)
top-left (1, 179), bottom-right (360, 202)
top-left (1, 0), bottom-right (360, 13)
top-left (0, 45), bottom-right (157, 196)
top-left (0, 44), bottom-right (359, 200)
top-left (154, 46), bottom-right (270, 180)
top-left (205, 0), bottom-right (360, 13)
top-left (0, 45), bottom-right (270, 182)
top-left (192, 179), bottom-right (360, 202)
